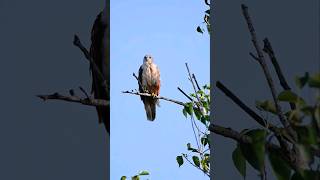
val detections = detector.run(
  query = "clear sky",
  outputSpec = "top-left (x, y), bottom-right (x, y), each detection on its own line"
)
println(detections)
top-left (110, 0), bottom-right (209, 179)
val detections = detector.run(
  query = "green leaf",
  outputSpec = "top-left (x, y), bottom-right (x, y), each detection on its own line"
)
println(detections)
top-left (294, 125), bottom-right (318, 145)
top-left (277, 90), bottom-right (305, 105)
top-left (185, 103), bottom-right (194, 116)
top-left (196, 26), bottom-right (203, 34)
top-left (182, 108), bottom-right (188, 118)
top-left (240, 129), bottom-right (266, 172)
top-left (285, 110), bottom-right (302, 124)
top-left (295, 72), bottom-right (309, 89)
top-left (176, 156), bottom-right (184, 167)
top-left (138, 171), bottom-right (149, 176)
top-left (232, 146), bottom-right (246, 178)
top-left (121, 176), bottom-right (127, 180)
top-left (268, 148), bottom-right (291, 180)
top-left (291, 170), bottom-right (320, 180)
top-left (296, 144), bottom-right (313, 166)
top-left (132, 175), bottom-right (140, 180)
top-left (187, 143), bottom-right (198, 152)
top-left (192, 156), bottom-right (200, 167)
top-left (256, 100), bottom-right (277, 114)
top-left (308, 73), bottom-right (320, 88)
top-left (201, 137), bottom-right (208, 146)
top-left (194, 108), bottom-right (202, 120)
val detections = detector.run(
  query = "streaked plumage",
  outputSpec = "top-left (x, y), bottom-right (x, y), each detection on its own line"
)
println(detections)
top-left (90, 7), bottom-right (110, 133)
top-left (138, 55), bottom-right (161, 121)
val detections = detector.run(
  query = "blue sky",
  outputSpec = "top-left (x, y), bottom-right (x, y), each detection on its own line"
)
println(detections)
top-left (110, 1), bottom-right (209, 179)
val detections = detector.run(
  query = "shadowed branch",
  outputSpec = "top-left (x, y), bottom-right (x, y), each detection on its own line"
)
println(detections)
top-left (37, 92), bottom-right (109, 107)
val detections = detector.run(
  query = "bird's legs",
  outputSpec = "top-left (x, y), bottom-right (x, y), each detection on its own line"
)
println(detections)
top-left (151, 92), bottom-right (157, 99)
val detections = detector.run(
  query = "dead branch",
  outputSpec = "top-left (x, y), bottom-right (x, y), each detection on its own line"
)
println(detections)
top-left (177, 87), bottom-right (193, 102)
top-left (37, 92), bottom-right (109, 107)
top-left (73, 35), bottom-right (109, 93)
top-left (241, 4), bottom-right (296, 141)
top-left (263, 38), bottom-right (296, 110)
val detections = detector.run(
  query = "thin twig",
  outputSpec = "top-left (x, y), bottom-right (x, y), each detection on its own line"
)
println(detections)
top-left (133, 73), bottom-right (144, 92)
top-left (182, 154), bottom-right (210, 177)
top-left (185, 63), bottom-right (202, 108)
top-left (192, 74), bottom-right (201, 91)
top-left (37, 93), bottom-right (109, 107)
top-left (79, 86), bottom-right (90, 99)
top-left (190, 116), bottom-right (201, 153)
top-left (177, 87), bottom-right (193, 102)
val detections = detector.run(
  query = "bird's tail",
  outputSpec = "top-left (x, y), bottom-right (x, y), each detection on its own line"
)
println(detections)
top-left (144, 98), bottom-right (157, 121)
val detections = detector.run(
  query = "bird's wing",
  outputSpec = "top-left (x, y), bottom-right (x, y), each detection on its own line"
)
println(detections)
top-left (138, 65), bottom-right (145, 101)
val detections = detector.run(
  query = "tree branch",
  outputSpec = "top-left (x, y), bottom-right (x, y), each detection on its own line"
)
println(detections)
top-left (263, 38), bottom-right (296, 110)
top-left (241, 4), bottom-right (296, 141)
top-left (73, 35), bottom-right (108, 93)
top-left (37, 92), bottom-right (109, 107)
top-left (209, 124), bottom-right (252, 143)
top-left (216, 81), bottom-right (284, 134)
top-left (122, 91), bottom-right (185, 106)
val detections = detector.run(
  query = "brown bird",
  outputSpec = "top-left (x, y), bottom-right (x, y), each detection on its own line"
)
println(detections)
top-left (90, 7), bottom-right (110, 133)
top-left (138, 55), bottom-right (161, 121)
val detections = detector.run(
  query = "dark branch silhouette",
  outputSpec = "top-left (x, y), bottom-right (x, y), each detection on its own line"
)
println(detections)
top-left (37, 93), bottom-right (109, 107)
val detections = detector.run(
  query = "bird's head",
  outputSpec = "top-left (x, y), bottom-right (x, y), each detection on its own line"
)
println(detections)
top-left (143, 54), bottom-right (153, 64)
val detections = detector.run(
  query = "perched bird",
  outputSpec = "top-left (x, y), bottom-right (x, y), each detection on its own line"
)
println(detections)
top-left (138, 55), bottom-right (161, 121)
top-left (90, 7), bottom-right (110, 133)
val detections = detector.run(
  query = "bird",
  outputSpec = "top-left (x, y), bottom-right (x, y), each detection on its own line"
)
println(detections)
top-left (90, 7), bottom-right (110, 133)
top-left (138, 55), bottom-right (161, 121)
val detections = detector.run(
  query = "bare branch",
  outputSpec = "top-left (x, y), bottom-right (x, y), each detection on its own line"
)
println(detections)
top-left (263, 38), bottom-right (296, 110)
top-left (209, 124), bottom-right (252, 143)
top-left (185, 63), bottom-right (202, 108)
top-left (241, 4), bottom-right (296, 140)
top-left (37, 93), bottom-right (109, 107)
top-left (192, 74), bottom-right (201, 91)
top-left (122, 91), bottom-right (185, 106)
top-left (177, 87), bottom-right (193, 102)
top-left (216, 81), bottom-right (284, 133)
top-left (73, 35), bottom-right (108, 93)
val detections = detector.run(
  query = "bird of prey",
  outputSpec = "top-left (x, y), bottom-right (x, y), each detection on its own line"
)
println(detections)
top-left (90, 7), bottom-right (110, 133)
top-left (138, 55), bottom-right (161, 121)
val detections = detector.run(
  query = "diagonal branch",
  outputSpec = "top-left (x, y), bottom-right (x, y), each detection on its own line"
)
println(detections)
top-left (263, 38), bottom-right (296, 110)
top-left (73, 35), bottom-right (108, 93)
top-left (241, 4), bottom-right (296, 140)
top-left (37, 93), bottom-right (109, 107)
top-left (216, 81), bottom-right (282, 133)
